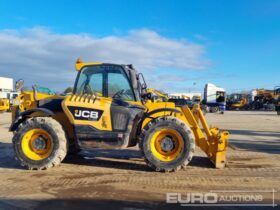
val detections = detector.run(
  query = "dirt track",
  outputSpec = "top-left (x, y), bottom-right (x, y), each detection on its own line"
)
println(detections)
top-left (0, 111), bottom-right (279, 209)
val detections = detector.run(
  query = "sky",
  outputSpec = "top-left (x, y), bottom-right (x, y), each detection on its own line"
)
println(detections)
top-left (0, 0), bottom-right (280, 94)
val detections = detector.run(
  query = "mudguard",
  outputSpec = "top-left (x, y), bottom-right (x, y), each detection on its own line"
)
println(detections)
top-left (9, 108), bottom-right (54, 131)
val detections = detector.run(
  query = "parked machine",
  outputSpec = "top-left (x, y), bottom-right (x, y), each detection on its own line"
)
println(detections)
top-left (192, 95), bottom-right (202, 103)
top-left (0, 91), bottom-right (20, 112)
top-left (169, 94), bottom-right (208, 115)
top-left (145, 88), bottom-right (168, 102)
top-left (10, 59), bottom-right (229, 172)
top-left (0, 98), bottom-right (10, 112)
top-left (203, 83), bottom-right (226, 113)
top-left (251, 89), bottom-right (275, 111)
top-left (226, 93), bottom-right (250, 110)
top-left (0, 77), bottom-right (19, 112)
top-left (274, 86), bottom-right (280, 115)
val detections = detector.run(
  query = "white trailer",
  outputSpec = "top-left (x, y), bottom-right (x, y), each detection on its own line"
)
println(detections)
top-left (0, 77), bottom-right (19, 103)
top-left (0, 92), bottom-right (9, 99)
top-left (0, 77), bottom-right (13, 92)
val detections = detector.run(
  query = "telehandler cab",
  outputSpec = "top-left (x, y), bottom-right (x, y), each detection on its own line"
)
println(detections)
top-left (10, 59), bottom-right (229, 172)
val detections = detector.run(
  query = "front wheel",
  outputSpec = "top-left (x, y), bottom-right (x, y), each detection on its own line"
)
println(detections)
top-left (13, 117), bottom-right (67, 170)
top-left (139, 116), bottom-right (195, 172)
top-left (277, 111), bottom-right (280, 116)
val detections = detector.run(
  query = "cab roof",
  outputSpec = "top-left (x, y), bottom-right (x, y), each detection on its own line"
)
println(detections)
top-left (75, 58), bottom-right (136, 72)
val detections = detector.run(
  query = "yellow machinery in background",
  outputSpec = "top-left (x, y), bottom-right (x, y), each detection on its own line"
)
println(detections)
top-left (255, 89), bottom-right (275, 100)
top-left (0, 92), bottom-right (20, 112)
top-left (227, 93), bottom-right (249, 110)
top-left (252, 89), bottom-right (276, 111)
top-left (192, 95), bottom-right (201, 103)
top-left (10, 59), bottom-right (229, 172)
top-left (0, 98), bottom-right (10, 112)
top-left (145, 88), bottom-right (169, 102)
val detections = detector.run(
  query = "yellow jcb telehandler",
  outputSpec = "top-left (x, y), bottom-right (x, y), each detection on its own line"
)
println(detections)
top-left (10, 59), bottom-right (229, 172)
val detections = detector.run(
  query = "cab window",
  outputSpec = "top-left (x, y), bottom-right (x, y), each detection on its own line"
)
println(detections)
top-left (75, 65), bottom-right (135, 101)
top-left (108, 72), bottom-right (134, 101)
top-left (88, 73), bottom-right (103, 97)
top-left (216, 91), bottom-right (225, 102)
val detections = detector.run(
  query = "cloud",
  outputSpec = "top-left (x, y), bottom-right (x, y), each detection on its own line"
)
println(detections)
top-left (0, 27), bottom-right (208, 91)
top-left (194, 34), bottom-right (208, 41)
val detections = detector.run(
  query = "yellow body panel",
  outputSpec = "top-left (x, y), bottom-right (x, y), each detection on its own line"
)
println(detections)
top-left (62, 94), bottom-right (113, 131)
top-left (231, 98), bottom-right (248, 109)
top-left (75, 61), bottom-right (103, 71)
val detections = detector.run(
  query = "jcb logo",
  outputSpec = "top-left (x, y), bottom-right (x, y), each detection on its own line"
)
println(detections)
top-left (68, 106), bottom-right (103, 121)
top-left (74, 110), bottom-right (98, 119)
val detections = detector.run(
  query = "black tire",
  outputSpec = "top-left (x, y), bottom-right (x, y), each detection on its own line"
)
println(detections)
top-left (277, 111), bottom-right (280, 116)
top-left (139, 116), bottom-right (195, 172)
top-left (13, 117), bottom-right (67, 170)
top-left (210, 106), bottom-right (219, 113)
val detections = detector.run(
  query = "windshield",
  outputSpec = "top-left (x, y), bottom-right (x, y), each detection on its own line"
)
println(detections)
top-left (229, 94), bottom-right (242, 101)
top-left (216, 91), bottom-right (225, 103)
top-left (75, 65), bottom-right (135, 101)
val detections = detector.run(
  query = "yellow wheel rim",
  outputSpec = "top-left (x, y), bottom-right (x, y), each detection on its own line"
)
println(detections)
top-left (21, 128), bottom-right (53, 160)
top-left (150, 128), bottom-right (184, 162)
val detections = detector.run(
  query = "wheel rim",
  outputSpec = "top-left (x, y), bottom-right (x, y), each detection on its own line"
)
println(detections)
top-left (21, 128), bottom-right (53, 160)
top-left (150, 128), bottom-right (184, 162)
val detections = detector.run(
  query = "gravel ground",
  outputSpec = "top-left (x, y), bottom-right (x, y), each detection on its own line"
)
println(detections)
top-left (0, 111), bottom-right (279, 210)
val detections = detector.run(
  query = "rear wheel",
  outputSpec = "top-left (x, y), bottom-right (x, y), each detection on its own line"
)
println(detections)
top-left (139, 116), bottom-right (195, 172)
top-left (13, 117), bottom-right (67, 170)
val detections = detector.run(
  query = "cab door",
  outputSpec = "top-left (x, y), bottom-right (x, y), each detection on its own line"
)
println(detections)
top-left (62, 64), bottom-right (144, 148)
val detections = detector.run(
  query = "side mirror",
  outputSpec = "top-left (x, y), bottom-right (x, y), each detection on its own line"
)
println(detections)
top-left (141, 83), bottom-right (147, 90)
top-left (32, 85), bottom-right (38, 101)
top-left (141, 92), bottom-right (152, 101)
top-left (15, 79), bottom-right (24, 91)
top-left (138, 73), bottom-right (147, 90)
